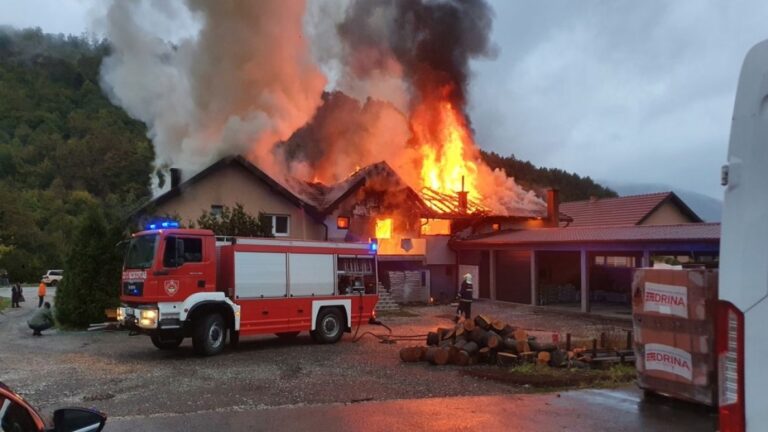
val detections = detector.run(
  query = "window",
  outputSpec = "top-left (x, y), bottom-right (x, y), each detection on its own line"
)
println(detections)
top-left (337, 216), bottom-right (350, 230)
top-left (163, 236), bottom-right (203, 267)
top-left (261, 214), bottom-right (290, 236)
top-left (124, 235), bottom-right (158, 269)
top-left (210, 205), bottom-right (223, 217)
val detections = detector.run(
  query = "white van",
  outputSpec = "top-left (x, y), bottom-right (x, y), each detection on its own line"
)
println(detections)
top-left (718, 38), bottom-right (768, 432)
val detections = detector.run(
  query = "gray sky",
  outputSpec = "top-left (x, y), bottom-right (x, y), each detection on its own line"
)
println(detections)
top-left (3, 0), bottom-right (767, 200)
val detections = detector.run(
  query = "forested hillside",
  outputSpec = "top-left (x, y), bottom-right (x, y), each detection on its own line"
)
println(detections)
top-left (481, 151), bottom-right (617, 202)
top-left (0, 28), bottom-right (154, 281)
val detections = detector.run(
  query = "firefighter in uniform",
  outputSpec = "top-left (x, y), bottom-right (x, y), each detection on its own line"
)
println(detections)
top-left (457, 273), bottom-right (473, 320)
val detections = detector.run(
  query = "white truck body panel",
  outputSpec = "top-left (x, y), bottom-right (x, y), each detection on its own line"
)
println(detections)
top-left (235, 252), bottom-right (287, 298)
top-left (721, 38), bottom-right (768, 430)
top-left (289, 253), bottom-right (335, 296)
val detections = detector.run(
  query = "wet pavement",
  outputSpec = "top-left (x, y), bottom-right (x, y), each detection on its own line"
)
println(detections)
top-left (0, 288), bottom-right (715, 431)
top-left (106, 387), bottom-right (716, 432)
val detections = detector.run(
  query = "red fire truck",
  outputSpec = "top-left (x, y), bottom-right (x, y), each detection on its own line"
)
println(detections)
top-left (116, 223), bottom-right (379, 356)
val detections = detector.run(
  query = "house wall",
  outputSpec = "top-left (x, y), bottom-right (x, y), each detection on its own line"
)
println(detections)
top-left (153, 164), bottom-right (326, 240)
top-left (641, 201), bottom-right (694, 225)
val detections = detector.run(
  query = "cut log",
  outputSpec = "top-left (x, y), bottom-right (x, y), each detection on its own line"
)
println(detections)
top-left (454, 339), bottom-right (468, 350)
top-left (425, 347), bottom-right (450, 365)
top-left (520, 351), bottom-right (537, 363)
top-left (469, 327), bottom-right (487, 345)
top-left (478, 347), bottom-right (492, 363)
top-left (549, 349), bottom-right (567, 367)
top-left (491, 320), bottom-right (506, 332)
top-left (399, 347), bottom-right (424, 363)
top-left (426, 332), bottom-right (440, 346)
top-left (436, 327), bottom-right (453, 341)
top-left (439, 340), bottom-right (453, 348)
top-left (485, 332), bottom-right (501, 350)
top-left (463, 319), bottom-right (476, 332)
top-left (537, 351), bottom-right (551, 365)
top-left (538, 342), bottom-right (558, 352)
top-left (455, 325), bottom-right (465, 338)
top-left (418, 346), bottom-right (428, 361)
top-left (447, 346), bottom-right (460, 364)
top-left (499, 324), bottom-right (515, 338)
top-left (528, 339), bottom-right (541, 352)
top-left (513, 329), bottom-right (528, 341)
top-left (502, 337), bottom-right (518, 354)
top-left (474, 315), bottom-right (492, 330)
top-left (516, 340), bottom-right (530, 354)
top-left (453, 350), bottom-right (470, 366)
top-left (462, 341), bottom-right (479, 356)
top-left (497, 352), bottom-right (518, 367)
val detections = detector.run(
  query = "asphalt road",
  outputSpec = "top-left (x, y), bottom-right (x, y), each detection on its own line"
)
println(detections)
top-left (106, 388), bottom-right (717, 432)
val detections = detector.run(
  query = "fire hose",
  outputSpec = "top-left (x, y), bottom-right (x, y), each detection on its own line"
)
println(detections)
top-left (351, 290), bottom-right (428, 344)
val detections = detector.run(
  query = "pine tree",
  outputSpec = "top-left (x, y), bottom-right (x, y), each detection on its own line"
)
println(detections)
top-left (55, 207), bottom-right (123, 328)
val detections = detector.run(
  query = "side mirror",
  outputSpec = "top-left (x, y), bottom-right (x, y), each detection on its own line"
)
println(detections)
top-left (52, 408), bottom-right (106, 432)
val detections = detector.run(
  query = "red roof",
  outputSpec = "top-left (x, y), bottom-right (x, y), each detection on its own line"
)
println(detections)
top-left (559, 192), bottom-right (702, 227)
top-left (454, 223), bottom-right (720, 248)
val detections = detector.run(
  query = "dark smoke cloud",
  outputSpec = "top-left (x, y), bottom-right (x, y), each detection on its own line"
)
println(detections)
top-left (337, 0), bottom-right (497, 108)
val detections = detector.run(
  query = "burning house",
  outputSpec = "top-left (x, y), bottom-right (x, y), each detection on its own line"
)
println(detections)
top-left (136, 154), bottom-right (568, 305)
top-left (106, 1), bottom-right (576, 305)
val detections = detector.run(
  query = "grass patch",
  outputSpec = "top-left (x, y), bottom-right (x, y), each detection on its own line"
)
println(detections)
top-left (0, 297), bottom-right (9, 312)
top-left (462, 363), bottom-right (636, 391)
top-left (376, 309), bottom-right (420, 318)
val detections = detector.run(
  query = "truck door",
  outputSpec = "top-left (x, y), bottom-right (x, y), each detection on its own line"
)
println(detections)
top-left (160, 235), bottom-right (212, 300)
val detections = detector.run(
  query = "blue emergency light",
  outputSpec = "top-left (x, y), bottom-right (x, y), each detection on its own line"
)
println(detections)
top-left (369, 238), bottom-right (378, 252)
top-left (146, 220), bottom-right (180, 230)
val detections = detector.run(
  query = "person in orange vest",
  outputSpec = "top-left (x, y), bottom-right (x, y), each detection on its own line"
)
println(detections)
top-left (37, 281), bottom-right (46, 308)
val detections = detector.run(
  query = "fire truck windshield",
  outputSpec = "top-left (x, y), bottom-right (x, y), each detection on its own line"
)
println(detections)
top-left (124, 234), bottom-right (158, 269)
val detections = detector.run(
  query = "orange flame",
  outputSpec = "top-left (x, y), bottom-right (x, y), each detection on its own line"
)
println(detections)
top-left (411, 96), bottom-right (479, 202)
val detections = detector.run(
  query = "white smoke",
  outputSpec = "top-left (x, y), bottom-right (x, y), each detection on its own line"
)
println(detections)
top-left (96, 0), bottom-right (326, 183)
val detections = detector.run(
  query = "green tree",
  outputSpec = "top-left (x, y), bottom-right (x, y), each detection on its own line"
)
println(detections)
top-left (195, 203), bottom-right (274, 238)
top-left (55, 206), bottom-right (124, 328)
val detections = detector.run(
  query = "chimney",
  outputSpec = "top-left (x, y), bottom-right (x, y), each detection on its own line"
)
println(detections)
top-left (457, 175), bottom-right (468, 213)
top-left (170, 168), bottom-right (182, 189)
top-left (546, 188), bottom-right (560, 227)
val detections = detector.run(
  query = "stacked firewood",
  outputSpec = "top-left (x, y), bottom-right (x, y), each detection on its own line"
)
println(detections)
top-left (399, 314), bottom-right (631, 368)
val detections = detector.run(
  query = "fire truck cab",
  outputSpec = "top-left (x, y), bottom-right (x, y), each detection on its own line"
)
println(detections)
top-left (117, 224), bottom-right (379, 356)
top-left (718, 38), bottom-right (768, 431)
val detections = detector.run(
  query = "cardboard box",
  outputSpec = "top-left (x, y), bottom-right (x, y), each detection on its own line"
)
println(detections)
top-left (631, 268), bottom-right (718, 406)
top-left (632, 269), bottom-right (718, 321)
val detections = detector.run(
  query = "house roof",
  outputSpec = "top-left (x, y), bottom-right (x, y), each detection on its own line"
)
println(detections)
top-left (559, 192), bottom-right (703, 227)
top-left (134, 155), bottom-right (323, 219)
top-left (453, 222), bottom-right (720, 248)
top-left (284, 161), bottom-right (433, 216)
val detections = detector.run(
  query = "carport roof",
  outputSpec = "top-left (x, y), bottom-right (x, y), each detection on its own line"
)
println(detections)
top-left (454, 223), bottom-right (720, 247)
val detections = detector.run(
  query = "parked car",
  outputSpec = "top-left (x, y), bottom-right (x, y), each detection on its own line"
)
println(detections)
top-left (40, 270), bottom-right (63, 286)
top-left (0, 381), bottom-right (106, 431)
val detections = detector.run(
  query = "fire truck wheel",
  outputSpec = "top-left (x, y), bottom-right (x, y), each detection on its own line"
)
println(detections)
top-left (311, 309), bottom-right (343, 344)
top-left (193, 313), bottom-right (226, 356)
top-left (150, 333), bottom-right (183, 350)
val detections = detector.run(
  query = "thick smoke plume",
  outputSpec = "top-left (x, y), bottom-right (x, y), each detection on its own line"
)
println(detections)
top-left (98, 0), bottom-right (325, 178)
top-left (97, 0), bottom-right (544, 215)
